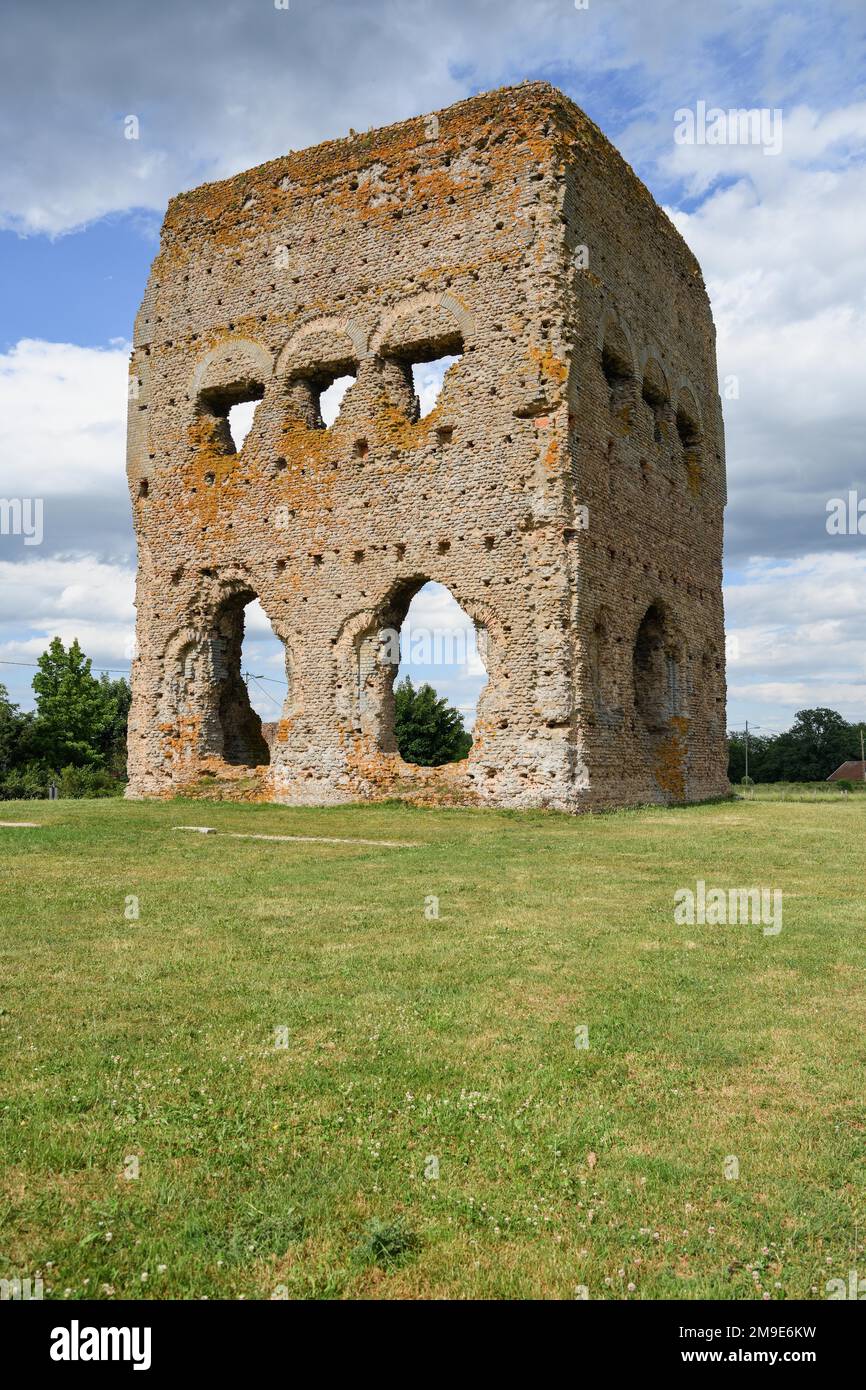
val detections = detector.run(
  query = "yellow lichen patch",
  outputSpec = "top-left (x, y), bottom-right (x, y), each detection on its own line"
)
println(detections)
top-left (653, 716), bottom-right (691, 801)
top-left (528, 343), bottom-right (568, 387)
top-left (342, 731), bottom-right (480, 808)
top-left (160, 715), bottom-right (203, 769)
top-left (543, 431), bottom-right (560, 474)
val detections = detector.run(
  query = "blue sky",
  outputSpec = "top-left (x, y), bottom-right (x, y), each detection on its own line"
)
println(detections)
top-left (1, 0), bottom-right (864, 737)
top-left (0, 219), bottom-right (157, 352)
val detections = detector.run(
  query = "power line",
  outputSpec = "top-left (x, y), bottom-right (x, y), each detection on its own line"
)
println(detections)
top-left (245, 673), bottom-right (284, 710)
top-left (0, 658), bottom-right (131, 674)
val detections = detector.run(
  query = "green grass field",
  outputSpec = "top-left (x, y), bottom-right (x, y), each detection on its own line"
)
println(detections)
top-left (1, 795), bottom-right (864, 1300)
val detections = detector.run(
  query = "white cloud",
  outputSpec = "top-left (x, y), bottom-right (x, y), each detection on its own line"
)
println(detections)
top-left (668, 106), bottom-right (866, 559)
top-left (0, 557), bottom-right (134, 639)
top-left (725, 552), bottom-right (866, 728)
top-left (0, 555), bottom-right (135, 709)
top-left (5, 0), bottom-right (862, 235)
top-left (0, 339), bottom-right (129, 496)
top-left (412, 357), bottom-right (458, 418)
top-left (0, 339), bottom-right (132, 567)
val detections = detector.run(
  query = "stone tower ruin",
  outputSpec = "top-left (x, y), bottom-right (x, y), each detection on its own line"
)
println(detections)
top-left (126, 82), bottom-right (728, 811)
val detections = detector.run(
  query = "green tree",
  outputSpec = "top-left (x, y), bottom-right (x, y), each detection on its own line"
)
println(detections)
top-left (31, 638), bottom-right (116, 770)
top-left (728, 708), bottom-right (861, 783)
top-left (394, 678), bottom-right (472, 767)
top-left (762, 707), bottom-right (858, 782)
top-left (97, 672), bottom-right (132, 775)
top-left (0, 683), bottom-right (22, 771)
top-left (727, 729), bottom-right (773, 783)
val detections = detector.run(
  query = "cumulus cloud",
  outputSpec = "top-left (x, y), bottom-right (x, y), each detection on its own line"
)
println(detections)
top-left (0, 555), bottom-right (135, 709)
top-left (0, 338), bottom-right (132, 559)
top-left (725, 552), bottom-right (866, 727)
top-left (2, 0), bottom-right (862, 234)
top-left (668, 107), bottom-right (866, 562)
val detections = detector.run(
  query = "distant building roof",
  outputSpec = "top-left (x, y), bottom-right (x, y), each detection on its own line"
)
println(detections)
top-left (827, 761), bottom-right (866, 782)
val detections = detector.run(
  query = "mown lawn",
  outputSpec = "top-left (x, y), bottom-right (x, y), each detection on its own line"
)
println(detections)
top-left (1, 795), bottom-right (864, 1300)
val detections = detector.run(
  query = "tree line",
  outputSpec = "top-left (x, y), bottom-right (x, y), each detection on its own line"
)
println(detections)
top-left (727, 707), bottom-right (864, 784)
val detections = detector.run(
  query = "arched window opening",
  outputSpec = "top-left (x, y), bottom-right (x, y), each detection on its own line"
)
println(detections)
top-left (393, 582), bottom-right (485, 765)
top-left (600, 323), bottom-right (634, 413)
top-left (206, 592), bottom-right (269, 766)
top-left (633, 603), bottom-right (683, 733)
top-left (175, 591), bottom-right (289, 768)
top-left (384, 331), bottom-right (464, 422)
top-left (675, 404), bottom-right (700, 451)
top-left (197, 379), bottom-right (265, 455)
top-left (641, 362), bottom-right (669, 444)
top-left (354, 580), bottom-right (486, 767)
top-left (285, 361), bottom-right (358, 430)
top-left (237, 598), bottom-right (292, 763)
top-left (675, 394), bottom-right (702, 486)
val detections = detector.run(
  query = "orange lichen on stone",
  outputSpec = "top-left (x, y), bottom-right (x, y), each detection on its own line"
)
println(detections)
top-left (653, 717), bottom-right (691, 801)
top-left (125, 82), bottom-right (727, 812)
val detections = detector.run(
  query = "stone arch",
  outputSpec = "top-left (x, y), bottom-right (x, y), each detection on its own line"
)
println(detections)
top-left (275, 315), bottom-right (368, 374)
top-left (275, 316), bottom-right (365, 429)
top-left (190, 337), bottom-right (274, 399)
top-left (158, 576), bottom-right (296, 769)
top-left (672, 382), bottom-right (703, 489)
top-left (632, 600), bottom-right (686, 732)
top-left (190, 338), bottom-right (273, 457)
top-left (637, 342), bottom-right (669, 377)
top-left (158, 624), bottom-right (223, 764)
top-left (369, 293), bottom-right (471, 422)
top-left (671, 377), bottom-right (703, 430)
top-left (334, 572), bottom-right (500, 760)
top-left (369, 291), bottom-right (474, 357)
top-left (596, 308), bottom-right (637, 365)
top-left (639, 355), bottom-right (673, 444)
top-left (674, 382), bottom-right (703, 442)
top-left (587, 603), bottom-right (619, 718)
top-left (597, 310), bottom-right (637, 412)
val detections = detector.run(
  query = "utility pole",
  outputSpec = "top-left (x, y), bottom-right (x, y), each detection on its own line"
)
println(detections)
top-left (861, 724), bottom-right (865, 782)
top-left (744, 721), bottom-right (761, 786)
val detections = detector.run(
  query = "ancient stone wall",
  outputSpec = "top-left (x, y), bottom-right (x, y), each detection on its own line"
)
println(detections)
top-left (126, 82), bottom-right (728, 810)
